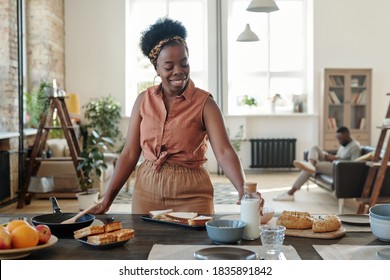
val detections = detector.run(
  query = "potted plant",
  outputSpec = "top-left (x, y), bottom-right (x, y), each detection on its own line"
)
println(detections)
top-left (83, 95), bottom-right (122, 151)
top-left (24, 82), bottom-right (51, 128)
top-left (76, 130), bottom-right (113, 210)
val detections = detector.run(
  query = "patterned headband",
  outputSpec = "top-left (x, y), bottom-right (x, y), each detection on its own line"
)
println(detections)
top-left (148, 36), bottom-right (187, 67)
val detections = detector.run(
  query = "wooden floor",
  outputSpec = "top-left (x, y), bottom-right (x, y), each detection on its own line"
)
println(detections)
top-left (0, 171), bottom-right (360, 215)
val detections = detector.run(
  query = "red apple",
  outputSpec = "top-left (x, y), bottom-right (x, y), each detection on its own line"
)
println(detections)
top-left (0, 227), bottom-right (11, 249)
top-left (35, 224), bottom-right (51, 244)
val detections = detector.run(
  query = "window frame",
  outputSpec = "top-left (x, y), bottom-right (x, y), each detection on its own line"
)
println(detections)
top-left (221, 0), bottom-right (310, 115)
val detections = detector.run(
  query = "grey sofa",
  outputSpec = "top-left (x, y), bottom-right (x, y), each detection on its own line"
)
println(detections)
top-left (304, 146), bottom-right (390, 213)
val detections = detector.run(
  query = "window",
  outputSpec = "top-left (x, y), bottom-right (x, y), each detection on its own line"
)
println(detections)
top-left (226, 0), bottom-right (308, 115)
top-left (125, 0), bottom-right (208, 116)
top-left (125, 0), bottom-right (310, 116)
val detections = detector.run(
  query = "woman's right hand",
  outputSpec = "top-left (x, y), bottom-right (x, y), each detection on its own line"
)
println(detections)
top-left (88, 201), bottom-right (110, 214)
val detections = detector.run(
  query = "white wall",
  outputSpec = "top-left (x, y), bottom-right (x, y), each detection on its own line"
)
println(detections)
top-left (65, 0), bottom-right (390, 173)
top-left (313, 0), bottom-right (390, 146)
top-left (64, 0), bottom-right (126, 122)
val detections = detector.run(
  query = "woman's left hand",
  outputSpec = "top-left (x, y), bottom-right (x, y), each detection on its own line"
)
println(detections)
top-left (257, 191), bottom-right (265, 215)
top-left (236, 191), bottom-right (265, 215)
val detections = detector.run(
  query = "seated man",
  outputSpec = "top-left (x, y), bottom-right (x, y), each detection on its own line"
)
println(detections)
top-left (273, 126), bottom-right (361, 201)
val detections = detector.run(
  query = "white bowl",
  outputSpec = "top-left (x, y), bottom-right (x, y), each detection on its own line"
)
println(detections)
top-left (261, 207), bottom-right (275, 224)
top-left (369, 215), bottom-right (390, 242)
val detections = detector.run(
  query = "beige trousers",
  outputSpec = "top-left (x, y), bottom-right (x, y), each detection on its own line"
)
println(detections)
top-left (293, 145), bottom-right (333, 190)
top-left (132, 160), bottom-right (214, 214)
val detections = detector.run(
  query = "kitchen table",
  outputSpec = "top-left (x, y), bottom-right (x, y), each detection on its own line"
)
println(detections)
top-left (0, 214), bottom-right (388, 260)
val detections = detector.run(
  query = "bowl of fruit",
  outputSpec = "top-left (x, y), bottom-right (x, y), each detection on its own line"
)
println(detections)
top-left (0, 220), bottom-right (57, 259)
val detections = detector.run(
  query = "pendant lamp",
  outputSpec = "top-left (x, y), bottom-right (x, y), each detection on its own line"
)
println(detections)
top-left (236, 24), bottom-right (259, 42)
top-left (247, 0), bottom-right (279, 13)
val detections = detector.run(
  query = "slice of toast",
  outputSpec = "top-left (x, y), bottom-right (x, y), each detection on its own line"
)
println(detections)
top-left (73, 225), bottom-right (105, 239)
top-left (165, 212), bottom-right (198, 223)
top-left (104, 221), bottom-right (122, 232)
top-left (188, 215), bottom-right (213, 226)
top-left (111, 229), bottom-right (135, 242)
top-left (87, 233), bottom-right (116, 245)
top-left (149, 209), bottom-right (173, 219)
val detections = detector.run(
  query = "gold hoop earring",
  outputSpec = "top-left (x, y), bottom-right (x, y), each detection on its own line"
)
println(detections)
top-left (153, 75), bottom-right (161, 86)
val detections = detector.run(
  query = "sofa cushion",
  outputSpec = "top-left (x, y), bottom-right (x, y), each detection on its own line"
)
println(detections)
top-left (46, 138), bottom-right (67, 157)
top-left (354, 151), bottom-right (374, 162)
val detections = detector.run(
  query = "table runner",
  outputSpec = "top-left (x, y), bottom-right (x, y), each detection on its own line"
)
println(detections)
top-left (148, 244), bottom-right (301, 260)
top-left (313, 244), bottom-right (390, 260)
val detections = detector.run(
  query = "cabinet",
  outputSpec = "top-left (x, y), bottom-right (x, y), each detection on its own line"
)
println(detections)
top-left (321, 68), bottom-right (371, 150)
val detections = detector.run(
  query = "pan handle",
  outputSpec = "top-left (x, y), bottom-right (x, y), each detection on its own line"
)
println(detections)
top-left (50, 197), bottom-right (62, 214)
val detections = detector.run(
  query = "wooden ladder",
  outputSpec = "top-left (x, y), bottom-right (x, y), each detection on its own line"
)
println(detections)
top-left (357, 93), bottom-right (390, 214)
top-left (17, 96), bottom-right (83, 208)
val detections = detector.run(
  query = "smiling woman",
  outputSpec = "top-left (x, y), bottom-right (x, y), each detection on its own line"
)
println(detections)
top-left (125, 0), bottom-right (209, 116)
top-left (87, 16), bottom-right (258, 217)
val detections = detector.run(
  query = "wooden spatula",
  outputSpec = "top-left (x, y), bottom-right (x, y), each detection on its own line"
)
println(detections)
top-left (60, 203), bottom-right (97, 224)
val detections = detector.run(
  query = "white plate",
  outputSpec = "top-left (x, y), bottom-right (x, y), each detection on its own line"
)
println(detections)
top-left (337, 214), bottom-right (370, 226)
top-left (0, 235), bottom-right (58, 260)
top-left (194, 247), bottom-right (257, 260)
top-left (377, 248), bottom-right (390, 260)
top-left (220, 214), bottom-right (240, 221)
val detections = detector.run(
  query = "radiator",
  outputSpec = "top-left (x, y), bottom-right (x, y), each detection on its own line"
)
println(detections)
top-left (0, 151), bottom-right (10, 201)
top-left (250, 138), bottom-right (296, 168)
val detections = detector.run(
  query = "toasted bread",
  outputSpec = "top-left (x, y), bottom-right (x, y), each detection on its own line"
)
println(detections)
top-left (188, 215), bottom-right (213, 226)
top-left (104, 221), bottom-right (122, 232)
top-left (87, 233), bottom-right (117, 245)
top-left (149, 209), bottom-right (173, 219)
top-left (111, 229), bottom-right (135, 241)
top-left (165, 212), bottom-right (198, 223)
top-left (73, 225), bottom-right (105, 239)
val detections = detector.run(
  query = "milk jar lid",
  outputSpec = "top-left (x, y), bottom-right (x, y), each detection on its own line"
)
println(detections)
top-left (244, 182), bottom-right (257, 193)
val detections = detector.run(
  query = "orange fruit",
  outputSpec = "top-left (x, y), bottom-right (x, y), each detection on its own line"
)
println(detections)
top-left (11, 224), bottom-right (39, 248)
top-left (0, 225), bottom-right (9, 232)
top-left (6, 220), bottom-right (29, 233)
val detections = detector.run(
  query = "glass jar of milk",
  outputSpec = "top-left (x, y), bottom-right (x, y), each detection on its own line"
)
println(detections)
top-left (241, 182), bottom-right (260, 240)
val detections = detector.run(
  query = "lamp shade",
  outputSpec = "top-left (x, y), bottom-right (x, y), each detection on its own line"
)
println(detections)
top-left (65, 93), bottom-right (81, 116)
top-left (247, 0), bottom-right (279, 13)
top-left (236, 24), bottom-right (259, 42)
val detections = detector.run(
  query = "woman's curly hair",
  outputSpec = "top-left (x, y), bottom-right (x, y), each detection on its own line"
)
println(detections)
top-left (140, 17), bottom-right (187, 57)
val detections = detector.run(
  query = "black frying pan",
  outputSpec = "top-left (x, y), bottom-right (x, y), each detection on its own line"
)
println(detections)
top-left (31, 197), bottom-right (95, 238)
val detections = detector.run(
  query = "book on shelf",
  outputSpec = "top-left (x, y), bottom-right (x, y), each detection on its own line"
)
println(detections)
top-left (354, 91), bottom-right (367, 105)
top-left (327, 117), bottom-right (337, 131)
top-left (329, 91), bottom-right (341, 104)
top-left (351, 78), bottom-right (359, 87)
top-left (359, 118), bottom-right (366, 130)
top-left (358, 91), bottom-right (367, 105)
top-left (328, 76), bottom-right (336, 87)
top-left (334, 76), bottom-right (344, 86)
top-left (328, 92), bottom-right (334, 103)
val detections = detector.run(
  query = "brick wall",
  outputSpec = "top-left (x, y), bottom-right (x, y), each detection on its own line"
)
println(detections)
top-left (0, 0), bottom-right (65, 203)
top-left (26, 0), bottom-right (65, 89)
top-left (0, 0), bottom-right (19, 135)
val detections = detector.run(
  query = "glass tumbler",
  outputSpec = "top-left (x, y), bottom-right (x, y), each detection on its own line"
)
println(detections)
top-left (260, 225), bottom-right (286, 260)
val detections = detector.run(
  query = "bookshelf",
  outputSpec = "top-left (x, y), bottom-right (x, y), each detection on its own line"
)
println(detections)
top-left (321, 68), bottom-right (371, 150)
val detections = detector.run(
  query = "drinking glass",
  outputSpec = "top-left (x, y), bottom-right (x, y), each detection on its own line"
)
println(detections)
top-left (260, 225), bottom-right (286, 260)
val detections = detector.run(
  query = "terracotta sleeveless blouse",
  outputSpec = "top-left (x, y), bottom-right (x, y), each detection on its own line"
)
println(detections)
top-left (139, 79), bottom-right (210, 169)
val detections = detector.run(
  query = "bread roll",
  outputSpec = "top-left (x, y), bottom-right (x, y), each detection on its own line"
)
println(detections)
top-left (312, 215), bottom-right (341, 233)
top-left (276, 210), bottom-right (314, 229)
